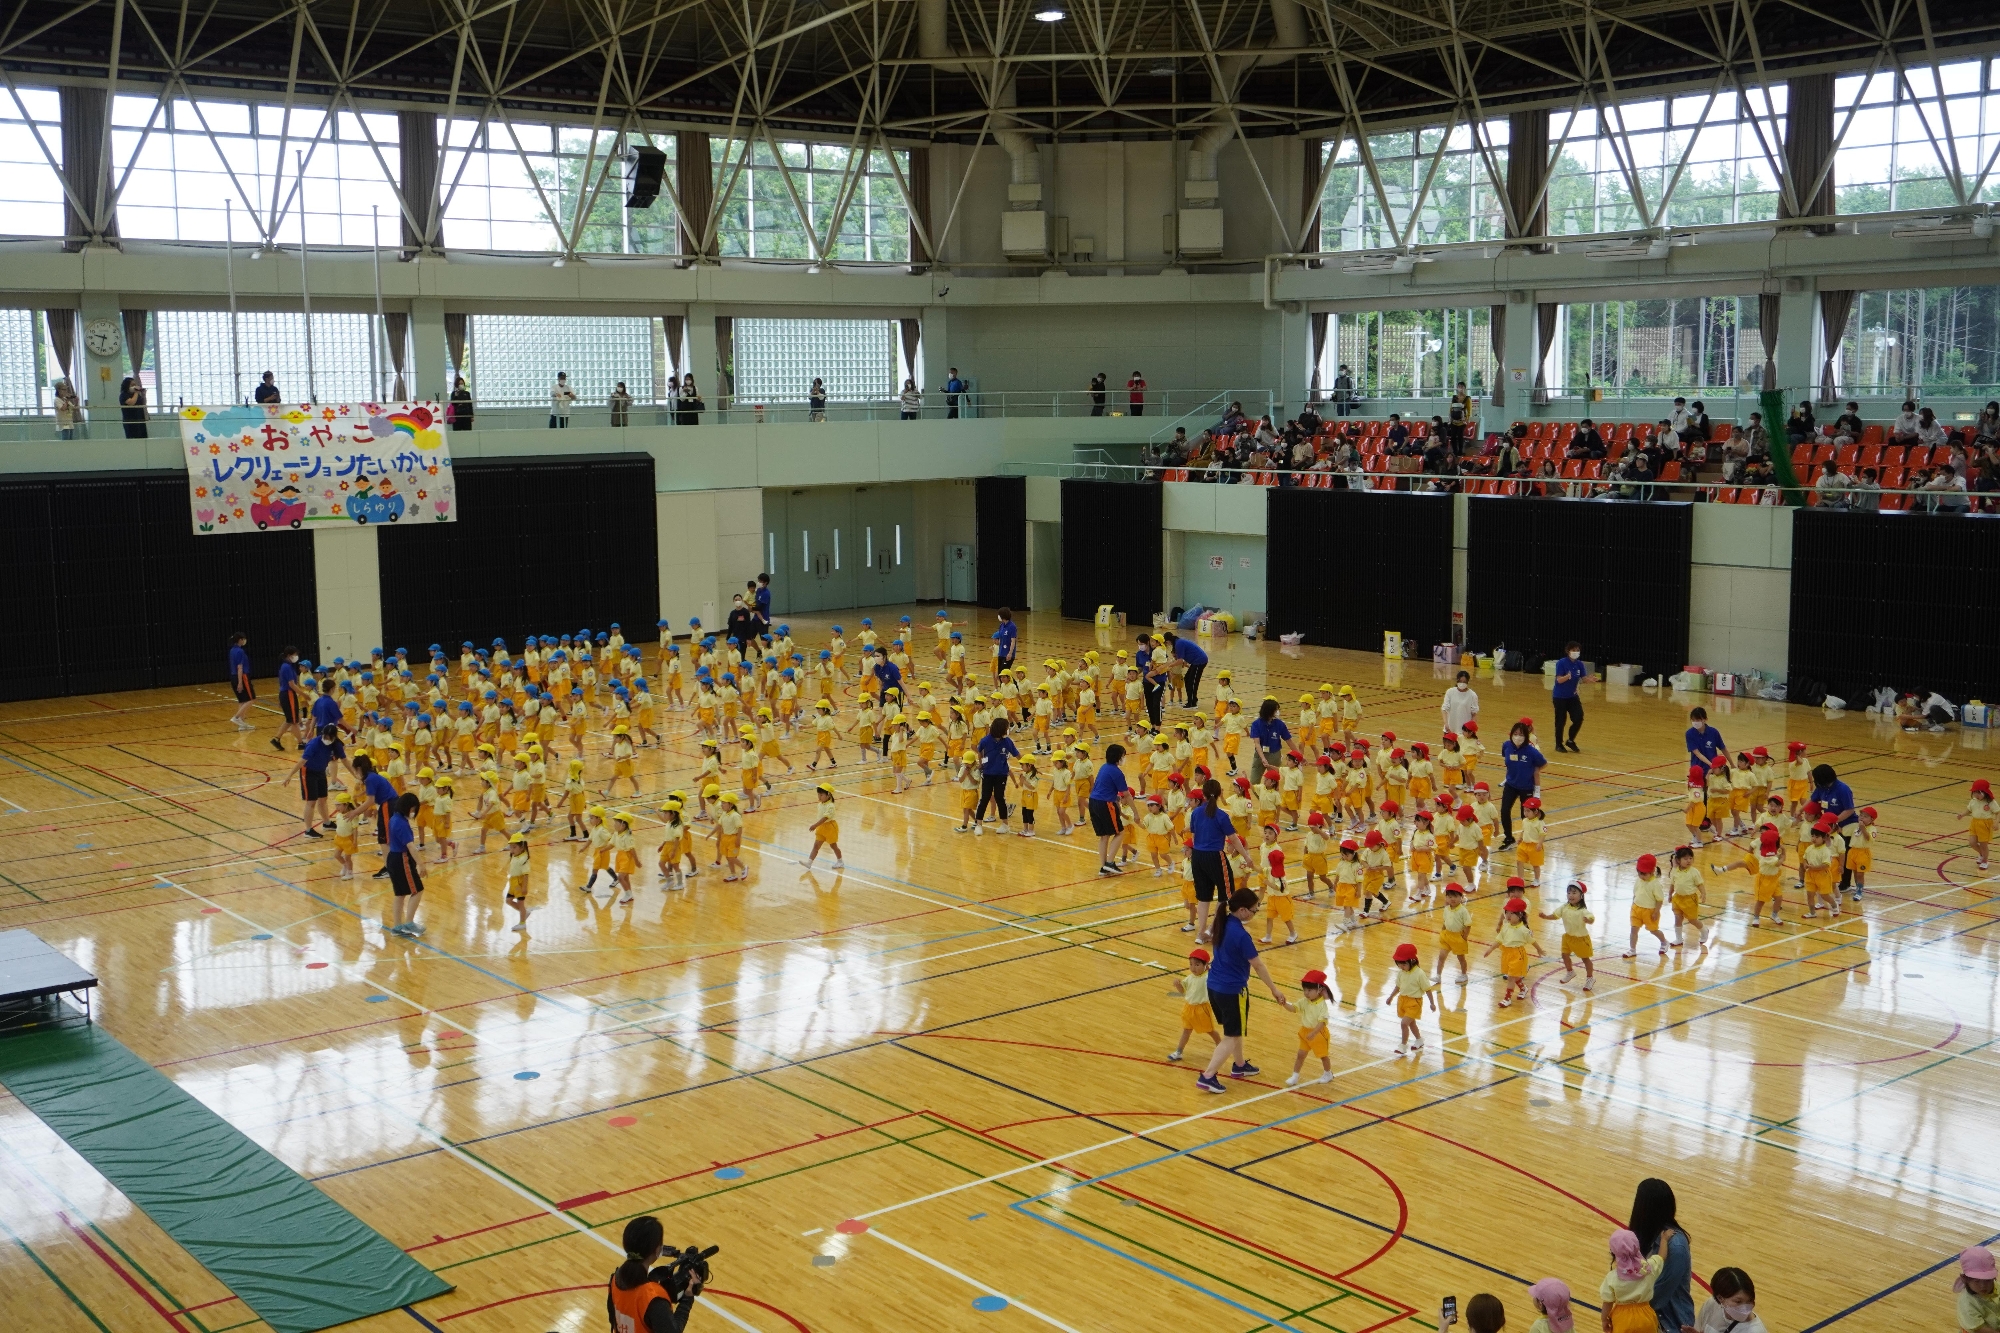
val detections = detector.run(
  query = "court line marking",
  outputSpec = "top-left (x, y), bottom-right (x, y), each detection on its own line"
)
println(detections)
top-left (863, 1227), bottom-right (1084, 1333)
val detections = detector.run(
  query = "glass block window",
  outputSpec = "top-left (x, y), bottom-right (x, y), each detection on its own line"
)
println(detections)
top-left (466, 315), bottom-right (656, 407)
top-left (0, 309), bottom-right (44, 412)
top-left (154, 311), bottom-right (379, 405)
top-left (732, 318), bottom-right (897, 403)
top-left (0, 87), bottom-right (63, 237)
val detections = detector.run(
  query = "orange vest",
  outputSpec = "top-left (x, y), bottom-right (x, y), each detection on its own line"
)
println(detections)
top-left (609, 1274), bottom-right (670, 1332)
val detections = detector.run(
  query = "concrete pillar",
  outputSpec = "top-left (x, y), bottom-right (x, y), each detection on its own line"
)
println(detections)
top-left (1502, 297), bottom-right (1538, 421)
top-left (1103, 141), bottom-right (1126, 267)
top-left (313, 525), bottom-right (383, 664)
top-left (79, 290), bottom-right (122, 415)
top-left (685, 303), bottom-right (719, 422)
top-left (1776, 279), bottom-right (1818, 402)
top-left (924, 305), bottom-right (953, 402)
top-left (411, 296), bottom-right (447, 402)
top-left (1276, 301), bottom-right (1310, 420)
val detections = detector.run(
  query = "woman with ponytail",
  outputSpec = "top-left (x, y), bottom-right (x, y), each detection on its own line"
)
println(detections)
top-left (1187, 777), bottom-right (1250, 942)
top-left (609, 1215), bottom-right (702, 1332)
top-left (1194, 885), bottom-right (1291, 1094)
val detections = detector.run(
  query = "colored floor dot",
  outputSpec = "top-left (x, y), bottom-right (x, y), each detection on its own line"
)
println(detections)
top-left (110, 861), bottom-right (131, 870)
top-left (972, 1296), bottom-right (1009, 1312)
top-left (437, 1030), bottom-right (466, 1039)
top-left (200, 907), bottom-right (222, 915)
top-left (251, 933), bottom-right (273, 941)
top-left (834, 1219), bottom-right (868, 1235)
top-left (513, 1071), bottom-right (540, 1081)
top-left (364, 994), bottom-right (390, 1003)
top-left (1529, 1098), bottom-right (1551, 1107)
top-left (714, 1166), bottom-right (745, 1180)
top-left (966, 1213), bottom-right (987, 1221)
top-left (812, 1255), bottom-right (835, 1267)
top-left (305, 962), bottom-right (330, 970)
top-left (608, 1116), bottom-right (638, 1128)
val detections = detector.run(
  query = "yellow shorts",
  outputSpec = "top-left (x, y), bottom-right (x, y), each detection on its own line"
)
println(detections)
top-left (507, 875), bottom-right (528, 899)
top-left (614, 850), bottom-right (638, 874)
top-left (1562, 933), bottom-right (1593, 959)
top-left (1181, 880), bottom-right (1197, 905)
top-left (567, 792), bottom-right (586, 813)
top-left (1804, 867), bottom-right (1836, 894)
top-left (1787, 779), bottom-right (1810, 802)
top-left (1516, 843), bottom-right (1544, 868)
top-left (1334, 883), bottom-right (1358, 908)
top-left (1439, 930), bottom-right (1467, 956)
top-left (961, 789), bottom-right (978, 810)
top-left (332, 834), bottom-right (356, 855)
top-left (1396, 995), bottom-right (1423, 1020)
top-left (1409, 850), bottom-right (1433, 875)
top-left (1409, 778), bottom-right (1433, 800)
top-left (1500, 945), bottom-right (1527, 978)
top-left (1303, 853), bottom-right (1328, 876)
top-left (1845, 848), bottom-right (1871, 872)
top-left (1297, 1025), bottom-right (1329, 1058)
top-left (1630, 906), bottom-right (1660, 929)
top-left (815, 820), bottom-right (839, 843)
top-left (718, 833), bottom-right (742, 857)
top-left (1182, 1001), bottom-right (1215, 1033)
top-left (1265, 894), bottom-right (1294, 923)
top-left (1731, 791), bottom-right (1750, 813)
top-left (1672, 894), bottom-right (1700, 920)
top-left (1972, 819), bottom-right (1994, 842)
top-left (1708, 798), bottom-right (1732, 823)
top-left (1148, 834), bottom-right (1172, 856)
top-left (1754, 874), bottom-right (1782, 902)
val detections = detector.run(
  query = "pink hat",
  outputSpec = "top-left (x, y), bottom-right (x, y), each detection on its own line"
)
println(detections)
top-left (1958, 1247), bottom-right (1999, 1291)
top-left (1527, 1278), bottom-right (1574, 1333)
top-left (1609, 1229), bottom-right (1644, 1280)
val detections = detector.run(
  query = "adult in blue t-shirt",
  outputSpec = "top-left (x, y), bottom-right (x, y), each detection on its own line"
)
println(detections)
top-left (1088, 743), bottom-right (1136, 874)
top-left (227, 632), bottom-right (256, 730)
top-left (1809, 761), bottom-right (1863, 898)
top-left (1684, 708), bottom-right (1727, 768)
top-left (383, 791), bottom-right (427, 937)
top-left (272, 647), bottom-right (302, 751)
top-left (1496, 720), bottom-right (1548, 846)
top-left (1194, 884), bottom-right (1292, 1094)
top-left (992, 609), bottom-right (1019, 674)
top-left (357, 759), bottom-right (399, 877)
top-left (1185, 780), bottom-right (1250, 931)
top-left (295, 725), bottom-right (339, 836)
top-left (1163, 631), bottom-right (1209, 708)
top-left (1135, 633), bottom-right (1169, 732)
top-left (1247, 698), bottom-right (1292, 785)
top-left (971, 720), bottom-right (1022, 832)
top-left (1550, 640), bottom-right (1595, 752)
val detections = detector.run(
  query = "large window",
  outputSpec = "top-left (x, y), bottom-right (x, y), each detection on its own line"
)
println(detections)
top-left (713, 140), bottom-right (910, 262)
top-left (154, 311), bottom-right (380, 405)
top-left (732, 319), bottom-right (899, 402)
top-left (466, 315), bottom-right (657, 407)
top-left (1834, 61), bottom-right (2000, 213)
top-left (1547, 94), bottom-right (1781, 235)
top-left (1326, 307), bottom-right (1496, 398)
top-left (0, 310), bottom-right (46, 410)
top-left (1555, 296), bottom-right (1761, 394)
top-left (442, 122), bottom-right (674, 254)
top-left (1835, 286), bottom-right (2000, 393)
top-left (115, 97), bottom-right (401, 245)
top-left (1320, 123), bottom-right (1508, 252)
top-left (0, 88), bottom-right (63, 237)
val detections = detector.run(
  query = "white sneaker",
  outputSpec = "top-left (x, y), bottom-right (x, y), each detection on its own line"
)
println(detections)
top-left (1315, 1071), bottom-right (1333, 1084)
top-left (832, 860), bottom-right (844, 870)
top-left (973, 824), bottom-right (984, 837)
top-left (1283, 1072), bottom-right (1300, 1087)
top-left (1167, 1050), bottom-right (1184, 1061)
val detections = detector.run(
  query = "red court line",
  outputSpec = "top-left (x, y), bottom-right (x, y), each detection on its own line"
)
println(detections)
top-left (56, 1211), bottom-right (190, 1332)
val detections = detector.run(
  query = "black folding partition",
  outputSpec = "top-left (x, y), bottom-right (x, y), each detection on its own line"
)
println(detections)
top-left (1790, 510), bottom-right (2000, 703)
top-left (975, 475), bottom-right (1028, 608)
top-left (1465, 498), bottom-right (1692, 674)
top-left (0, 470), bottom-right (318, 701)
top-left (378, 454), bottom-right (659, 653)
top-left (1060, 479), bottom-right (1162, 621)
top-left (1266, 488), bottom-right (1453, 651)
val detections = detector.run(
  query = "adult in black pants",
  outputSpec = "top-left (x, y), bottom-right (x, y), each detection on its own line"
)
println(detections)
top-left (1551, 641), bottom-right (1595, 752)
top-left (1136, 632), bottom-right (1168, 731)
top-left (1808, 762), bottom-right (1863, 897)
top-left (1088, 742), bottom-right (1136, 874)
top-left (1186, 779), bottom-right (1251, 942)
top-left (1495, 719), bottom-right (1548, 848)
top-left (1163, 630), bottom-right (1208, 708)
top-left (970, 718), bottom-right (1021, 835)
top-left (384, 791), bottom-right (426, 938)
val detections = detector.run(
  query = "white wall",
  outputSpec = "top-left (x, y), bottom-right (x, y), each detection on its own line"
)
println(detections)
top-left (1688, 504), bottom-right (1793, 678)
top-left (947, 300), bottom-right (1280, 401)
top-left (313, 525), bottom-right (382, 664)
top-left (657, 489), bottom-right (764, 633)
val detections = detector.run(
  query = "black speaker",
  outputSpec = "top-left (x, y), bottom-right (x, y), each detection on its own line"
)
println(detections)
top-left (624, 145), bottom-right (667, 209)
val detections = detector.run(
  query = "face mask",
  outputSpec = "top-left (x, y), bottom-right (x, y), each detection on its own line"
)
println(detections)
top-left (1569, 650), bottom-right (1581, 659)
top-left (1721, 1300), bottom-right (1755, 1322)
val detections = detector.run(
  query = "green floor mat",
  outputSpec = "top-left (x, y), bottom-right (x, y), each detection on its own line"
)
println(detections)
top-left (0, 1021), bottom-right (451, 1333)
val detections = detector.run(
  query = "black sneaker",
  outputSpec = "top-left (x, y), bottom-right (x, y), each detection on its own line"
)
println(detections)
top-left (1230, 1061), bottom-right (1261, 1078)
top-left (1498, 837), bottom-right (1516, 850)
top-left (270, 738), bottom-right (285, 751)
top-left (1098, 863), bottom-right (1120, 876)
top-left (303, 828), bottom-right (323, 839)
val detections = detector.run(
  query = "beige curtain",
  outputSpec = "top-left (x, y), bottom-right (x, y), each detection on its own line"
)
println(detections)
top-left (677, 131), bottom-right (713, 260)
top-left (1506, 109), bottom-right (1550, 246)
top-left (444, 313), bottom-right (467, 376)
top-left (899, 318), bottom-right (922, 383)
top-left (1308, 313), bottom-right (1328, 399)
top-left (1818, 289), bottom-right (1856, 402)
top-left (663, 314), bottom-right (685, 379)
top-left (1489, 305), bottom-right (1507, 406)
top-left (714, 316), bottom-right (734, 404)
top-left (1532, 302), bottom-right (1557, 405)
top-left (384, 311), bottom-right (409, 399)
top-left (907, 147), bottom-right (932, 267)
top-left (397, 111), bottom-right (441, 253)
top-left (1758, 293), bottom-right (1782, 390)
top-left (1783, 73), bottom-right (1836, 233)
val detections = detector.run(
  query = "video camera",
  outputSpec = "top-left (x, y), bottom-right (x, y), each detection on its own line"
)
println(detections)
top-left (659, 1243), bottom-right (719, 1302)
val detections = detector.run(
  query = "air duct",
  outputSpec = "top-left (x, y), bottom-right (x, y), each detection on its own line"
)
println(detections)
top-left (917, 0), bottom-right (1038, 197)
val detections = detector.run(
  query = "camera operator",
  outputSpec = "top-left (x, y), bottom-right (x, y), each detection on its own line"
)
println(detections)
top-left (609, 1217), bottom-right (707, 1332)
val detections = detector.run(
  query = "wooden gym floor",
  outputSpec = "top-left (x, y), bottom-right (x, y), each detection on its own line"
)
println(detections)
top-left (0, 608), bottom-right (1993, 1333)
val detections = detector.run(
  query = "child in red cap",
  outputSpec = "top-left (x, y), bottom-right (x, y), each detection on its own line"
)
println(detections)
top-left (1845, 805), bottom-right (1877, 896)
top-left (1166, 948), bottom-right (1219, 1062)
top-left (1683, 766), bottom-right (1712, 845)
top-left (1459, 720), bottom-right (1484, 786)
top-left (1962, 779), bottom-right (1995, 871)
top-left (1383, 941), bottom-right (1438, 1054)
top-left (1485, 895), bottom-right (1541, 1006)
top-left (1785, 741), bottom-right (1811, 814)
top-left (1452, 803), bottom-right (1484, 880)
top-left (1360, 828), bottom-right (1393, 917)
top-left (1802, 817), bottom-right (1840, 919)
top-left (1286, 969), bottom-right (1335, 1086)
top-left (1333, 838), bottom-right (1364, 931)
top-left (1670, 844), bottom-right (1709, 944)
top-left (1408, 741), bottom-right (1435, 807)
top-left (1515, 796), bottom-right (1547, 887)
top-left (1260, 825), bottom-right (1296, 945)
top-left (1301, 811), bottom-right (1332, 898)
top-left (1625, 853), bottom-right (1670, 957)
top-left (1407, 810), bottom-right (1438, 899)
top-left (1747, 825), bottom-right (1787, 925)
top-left (1436, 881), bottom-right (1472, 978)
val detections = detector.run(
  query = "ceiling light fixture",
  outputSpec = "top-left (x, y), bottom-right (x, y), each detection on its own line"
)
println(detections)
top-left (1034, 7), bottom-right (1065, 19)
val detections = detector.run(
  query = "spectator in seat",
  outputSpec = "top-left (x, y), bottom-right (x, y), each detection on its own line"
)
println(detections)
top-left (1786, 400), bottom-right (1817, 443)
top-left (1217, 401), bottom-right (1247, 435)
top-left (1916, 406), bottom-right (1947, 450)
top-left (1926, 463), bottom-right (1969, 513)
top-left (1534, 458), bottom-right (1560, 496)
top-left (1296, 402), bottom-right (1323, 436)
top-left (1719, 428), bottom-right (1750, 483)
top-left (1744, 411), bottom-right (1771, 457)
top-left (1814, 458), bottom-right (1852, 509)
top-left (1681, 399), bottom-right (1713, 449)
top-left (1629, 448), bottom-right (1657, 499)
top-left (1571, 418), bottom-right (1608, 459)
top-left (1977, 400), bottom-right (2000, 443)
top-left (1833, 401), bottom-right (1866, 440)
top-left (1891, 400), bottom-right (1921, 444)
top-left (1743, 456), bottom-right (1774, 488)
top-left (1971, 458), bottom-right (2000, 512)
top-left (1429, 414), bottom-right (1450, 448)
top-left (1852, 466), bottom-right (1882, 512)
top-left (1385, 413), bottom-right (1409, 452)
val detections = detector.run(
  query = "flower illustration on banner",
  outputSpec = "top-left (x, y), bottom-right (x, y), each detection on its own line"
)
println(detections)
top-left (433, 499), bottom-right (451, 519)
top-left (330, 503), bottom-right (343, 515)
top-left (232, 508), bottom-right (244, 518)
top-left (417, 490), bottom-right (427, 500)
top-left (209, 443), bottom-right (221, 454)
top-left (194, 486), bottom-right (208, 498)
top-left (195, 509), bottom-right (215, 531)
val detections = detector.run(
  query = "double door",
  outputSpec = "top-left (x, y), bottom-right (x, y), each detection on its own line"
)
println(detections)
top-left (769, 484), bottom-right (917, 613)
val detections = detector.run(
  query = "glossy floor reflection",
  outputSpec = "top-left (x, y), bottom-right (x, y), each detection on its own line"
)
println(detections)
top-left (0, 610), bottom-right (1991, 1332)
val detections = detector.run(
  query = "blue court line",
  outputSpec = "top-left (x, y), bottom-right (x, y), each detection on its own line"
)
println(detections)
top-left (1799, 1227), bottom-right (2000, 1332)
top-left (401, 1304), bottom-right (448, 1332)
top-left (0, 749), bottom-right (102, 800)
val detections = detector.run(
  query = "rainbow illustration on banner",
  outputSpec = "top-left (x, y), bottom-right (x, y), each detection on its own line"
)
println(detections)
top-left (178, 401), bottom-right (457, 535)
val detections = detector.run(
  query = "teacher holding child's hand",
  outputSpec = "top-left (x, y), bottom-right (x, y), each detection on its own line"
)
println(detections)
top-left (1496, 719), bottom-right (1548, 849)
top-left (1193, 887), bottom-right (1292, 1095)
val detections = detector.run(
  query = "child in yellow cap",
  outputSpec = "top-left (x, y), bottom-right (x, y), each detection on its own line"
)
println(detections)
top-left (804, 783), bottom-right (844, 870)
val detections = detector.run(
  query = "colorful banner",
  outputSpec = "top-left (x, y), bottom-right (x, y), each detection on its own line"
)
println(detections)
top-left (179, 402), bottom-right (456, 534)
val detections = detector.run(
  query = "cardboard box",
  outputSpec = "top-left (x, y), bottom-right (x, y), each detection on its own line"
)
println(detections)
top-left (1606, 664), bottom-right (1642, 685)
